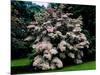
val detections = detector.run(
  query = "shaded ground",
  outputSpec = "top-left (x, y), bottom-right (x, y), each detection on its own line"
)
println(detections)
top-left (11, 58), bottom-right (96, 74)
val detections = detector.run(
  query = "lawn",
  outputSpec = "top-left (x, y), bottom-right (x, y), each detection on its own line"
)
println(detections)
top-left (11, 58), bottom-right (96, 74)
top-left (57, 61), bottom-right (96, 71)
top-left (11, 58), bottom-right (31, 67)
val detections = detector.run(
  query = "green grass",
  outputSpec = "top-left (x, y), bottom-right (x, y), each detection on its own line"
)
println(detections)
top-left (11, 58), bottom-right (96, 74)
top-left (11, 58), bottom-right (31, 67)
top-left (57, 61), bottom-right (96, 71)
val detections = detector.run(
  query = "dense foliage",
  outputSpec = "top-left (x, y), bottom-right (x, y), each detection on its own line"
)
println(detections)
top-left (48, 3), bottom-right (96, 61)
top-left (11, 1), bottom-right (44, 59)
top-left (11, 0), bottom-right (95, 63)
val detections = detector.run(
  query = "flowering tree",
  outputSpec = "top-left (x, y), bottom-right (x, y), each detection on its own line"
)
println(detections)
top-left (24, 4), bottom-right (90, 70)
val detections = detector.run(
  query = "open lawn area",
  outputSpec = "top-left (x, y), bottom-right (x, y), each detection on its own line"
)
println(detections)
top-left (56, 61), bottom-right (96, 71)
top-left (11, 58), bottom-right (31, 67)
top-left (11, 58), bottom-right (96, 74)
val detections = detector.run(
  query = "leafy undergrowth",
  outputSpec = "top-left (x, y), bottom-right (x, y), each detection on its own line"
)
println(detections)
top-left (11, 58), bottom-right (96, 74)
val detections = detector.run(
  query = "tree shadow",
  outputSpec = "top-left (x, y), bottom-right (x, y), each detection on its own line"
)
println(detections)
top-left (11, 65), bottom-right (51, 74)
top-left (11, 65), bottom-right (37, 74)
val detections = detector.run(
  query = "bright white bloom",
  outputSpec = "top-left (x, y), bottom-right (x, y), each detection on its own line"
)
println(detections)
top-left (50, 48), bottom-right (58, 55)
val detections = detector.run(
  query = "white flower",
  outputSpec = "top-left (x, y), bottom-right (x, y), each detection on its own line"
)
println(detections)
top-left (50, 63), bottom-right (56, 70)
top-left (33, 56), bottom-right (42, 66)
top-left (43, 50), bottom-right (52, 60)
top-left (33, 41), bottom-right (53, 53)
top-left (51, 57), bottom-right (63, 68)
top-left (40, 62), bottom-right (50, 70)
top-left (68, 52), bottom-right (75, 59)
top-left (24, 36), bottom-right (33, 41)
top-left (27, 25), bottom-right (35, 29)
top-left (50, 48), bottom-right (58, 55)
top-left (73, 26), bottom-right (82, 32)
top-left (58, 40), bottom-right (67, 52)
top-left (46, 26), bottom-right (54, 33)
